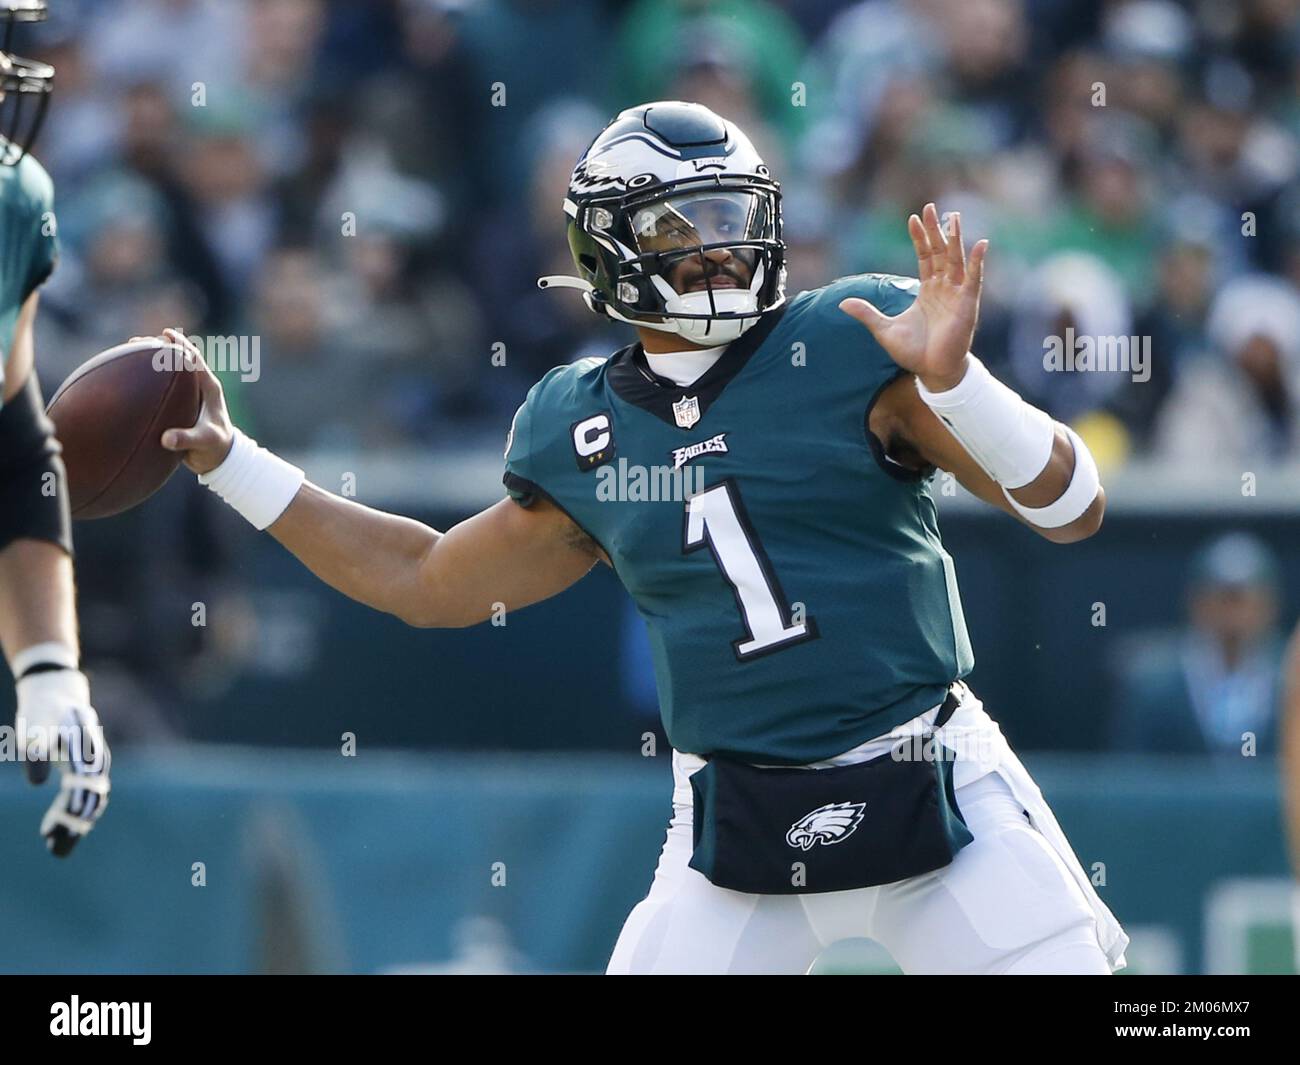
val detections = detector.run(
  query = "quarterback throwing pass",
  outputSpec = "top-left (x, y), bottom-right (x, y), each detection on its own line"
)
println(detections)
top-left (161, 101), bottom-right (1127, 975)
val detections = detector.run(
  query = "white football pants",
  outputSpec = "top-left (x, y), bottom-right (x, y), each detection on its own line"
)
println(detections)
top-left (608, 687), bottom-right (1128, 975)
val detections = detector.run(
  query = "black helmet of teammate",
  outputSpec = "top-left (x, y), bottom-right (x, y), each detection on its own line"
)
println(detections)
top-left (0, 0), bottom-right (52, 165)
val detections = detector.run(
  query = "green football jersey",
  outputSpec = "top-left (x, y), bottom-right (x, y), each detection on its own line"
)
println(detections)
top-left (0, 150), bottom-right (58, 403)
top-left (504, 274), bottom-right (974, 764)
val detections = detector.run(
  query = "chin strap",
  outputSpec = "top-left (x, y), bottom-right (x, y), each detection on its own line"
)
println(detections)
top-left (538, 274), bottom-right (627, 328)
top-left (537, 274), bottom-right (673, 334)
top-left (536, 274), bottom-right (759, 343)
top-left (537, 275), bottom-right (596, 294)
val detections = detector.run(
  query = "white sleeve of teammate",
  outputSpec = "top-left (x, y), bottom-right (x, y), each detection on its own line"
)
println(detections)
top-left (915, 356), bottom-right (1099, 530)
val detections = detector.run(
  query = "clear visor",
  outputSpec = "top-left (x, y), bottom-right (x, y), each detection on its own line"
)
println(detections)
top-left (630, 189), bottom-right (773, 256)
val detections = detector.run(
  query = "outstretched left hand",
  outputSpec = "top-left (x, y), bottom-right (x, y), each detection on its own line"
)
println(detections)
top-left (839, 202), bottom-right (988, 393)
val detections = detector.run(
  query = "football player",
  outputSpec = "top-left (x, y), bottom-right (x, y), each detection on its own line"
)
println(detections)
top-left (0, 0), bottom-right (111, 857)
top-left (162, 102), bottom-right (1127, 973)
top-left (1284, 619), bottom-right (1300, 971)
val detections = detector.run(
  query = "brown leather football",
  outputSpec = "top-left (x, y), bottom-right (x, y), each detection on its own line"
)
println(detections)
top-left (46, 340), bottom-right (203, 519)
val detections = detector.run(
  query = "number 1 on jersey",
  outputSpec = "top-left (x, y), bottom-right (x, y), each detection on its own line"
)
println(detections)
top-left (684, 480), bottom-right (816, 660)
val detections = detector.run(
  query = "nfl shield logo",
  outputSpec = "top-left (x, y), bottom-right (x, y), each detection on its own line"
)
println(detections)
top-left (672, 395), bottom-right (701, 429)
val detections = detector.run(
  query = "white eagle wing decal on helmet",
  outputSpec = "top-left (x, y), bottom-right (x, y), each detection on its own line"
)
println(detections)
top-left (786, 801), bottom-right (867, 851)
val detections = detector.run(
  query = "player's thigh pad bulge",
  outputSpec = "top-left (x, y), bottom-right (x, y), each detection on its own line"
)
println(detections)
top-left (936, 775), bottom-right (1096, 951)
top-left (688, 733), bottom-right (973, 894)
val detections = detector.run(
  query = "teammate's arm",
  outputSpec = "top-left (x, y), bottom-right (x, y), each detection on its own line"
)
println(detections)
top-left (843, 203), bottom-right (1103, 544)
top-left (159, 333), bottom-right (600, 628)
top-left (0, 294), bottom-right (75, 654)
top-left (1282, 623), bottom-right (1300, 881)
top-left (1, 292), bottom-right (111, 857)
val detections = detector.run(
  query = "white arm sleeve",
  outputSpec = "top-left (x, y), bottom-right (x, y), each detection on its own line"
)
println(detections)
top-left (915, 355), bottom-right (1055, 489)
top-left (916, 357), bottom-right (1099, 529)
top-left (1000, 426), bottom-right (1100, 529)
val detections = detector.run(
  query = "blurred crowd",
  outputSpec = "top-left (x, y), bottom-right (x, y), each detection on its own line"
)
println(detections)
top-left (19, 0), bottom-right (1300, 750)
top-left (1112, 530), bottom-right (1289, 756)
top-left (22, 0), bottom-right (1300, 465)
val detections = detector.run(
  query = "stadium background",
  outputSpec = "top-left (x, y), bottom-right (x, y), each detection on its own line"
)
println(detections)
top-left (1, 0), bottom-right (1298, 973)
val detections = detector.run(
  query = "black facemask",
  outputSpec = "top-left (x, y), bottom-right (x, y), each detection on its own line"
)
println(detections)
top-left (0, 6), bottom-right (53, 165)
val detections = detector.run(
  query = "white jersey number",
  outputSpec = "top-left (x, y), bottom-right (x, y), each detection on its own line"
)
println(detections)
top-left (683, 481), bottom-right (815, 660)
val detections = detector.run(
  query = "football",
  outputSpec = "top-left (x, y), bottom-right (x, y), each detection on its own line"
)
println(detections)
top-left (46, 339), bottom-right (203, 519)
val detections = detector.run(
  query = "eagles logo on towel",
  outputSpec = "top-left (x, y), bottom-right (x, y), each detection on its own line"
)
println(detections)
top-left (786, 801), bottom-right (866, 851)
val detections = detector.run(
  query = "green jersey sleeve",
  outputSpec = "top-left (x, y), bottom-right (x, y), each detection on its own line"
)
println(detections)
top-left (23, 164), bottom-right (58, 299)
top-left (857, 272), bottom-right (921, 315)
top-left (785, 273), bottom-right (919, 402)
top-left (6, 155), bottom-right (57, 297)
top-left (503, 384), bottom-right (543, 506)
top-left (502, 359), bottom-right (611, 507)
top-left (812, 273), bottom-right (919, 353)
top-left (0, 154), bottom-right (58, 371)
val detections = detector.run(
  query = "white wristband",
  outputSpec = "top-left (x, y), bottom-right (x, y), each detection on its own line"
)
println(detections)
top-left (916, 356), bottom-right (1055, 489)
top-left (198, 429), bottom-right (305, 531)
top-left (1002, 425), bottom-right (1100, 529)
top-left (16, 666), bottom-right (92, 713)
top-left (11, 641), bottom-right (79, 678)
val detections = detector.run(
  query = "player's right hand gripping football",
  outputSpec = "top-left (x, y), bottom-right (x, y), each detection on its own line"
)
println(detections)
top-left (15, 667), bottom-right (111, 857)
top-left (150, 329), bottom-right (235, 475)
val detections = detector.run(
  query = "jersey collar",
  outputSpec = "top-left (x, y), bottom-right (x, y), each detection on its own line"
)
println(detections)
top-left (606, 305), bottom-right (787, 430)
